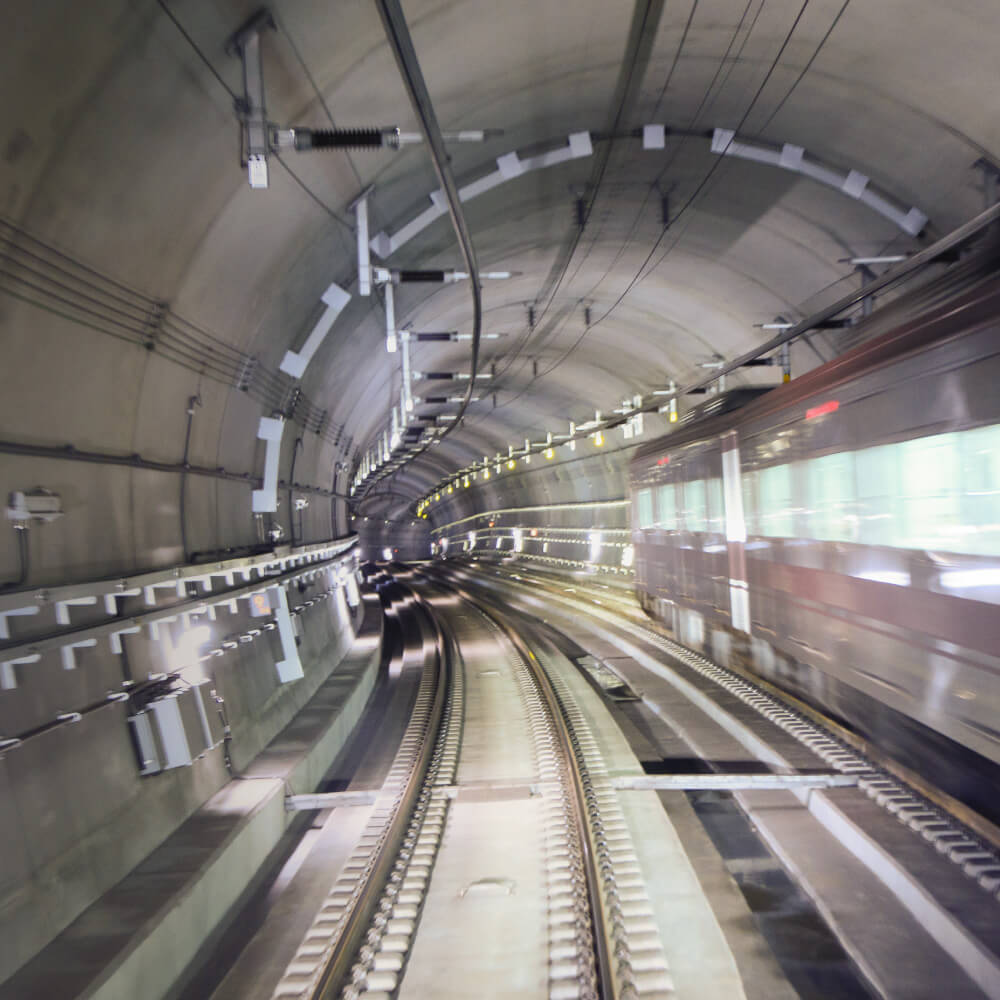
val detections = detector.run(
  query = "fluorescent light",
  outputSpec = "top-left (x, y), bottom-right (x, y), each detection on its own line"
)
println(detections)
top-left (846, 256), bottom-right (908, 265)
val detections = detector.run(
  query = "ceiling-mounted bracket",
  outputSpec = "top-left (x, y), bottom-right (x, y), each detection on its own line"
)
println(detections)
top-left (350, 186), bottom-right (376, 295)
top-left (226, 8), bottom-right (276, 189)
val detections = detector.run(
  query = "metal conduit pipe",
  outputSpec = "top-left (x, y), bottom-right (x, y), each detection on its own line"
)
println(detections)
top-left (179, 393), bottom-right (201, 562)
top-left (0, 438), bottom-right (350, 500)
top-left (362, 0), bottom-right (482, 502)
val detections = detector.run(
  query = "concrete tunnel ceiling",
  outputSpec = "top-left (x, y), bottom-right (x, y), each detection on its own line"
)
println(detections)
top-left (3, 0), bottom-right (999, 545)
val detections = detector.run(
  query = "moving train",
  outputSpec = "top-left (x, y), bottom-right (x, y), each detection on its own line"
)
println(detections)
top-left (630, 264), bottom-right (1000, 823)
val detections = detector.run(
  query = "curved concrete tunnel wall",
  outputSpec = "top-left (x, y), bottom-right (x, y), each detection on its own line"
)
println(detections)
top-left (2, 1), bottom-right (1000, 993)
top-left (5, 1), bottom-right (997, 587)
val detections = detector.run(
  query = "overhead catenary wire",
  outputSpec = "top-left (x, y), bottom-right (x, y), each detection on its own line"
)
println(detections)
top-left (521, 0), bottom-right (666, 346)
top-left (483, 0), bottom-right (754, 404)
top-left (649, 0), bottom-right (700, 119)
top-left (481, 2), bottom-right (670, 402)
top-left (755, 0), bottom-right (851, 135)
top-left (496, 0), bottom-right (815, 403)
top-left (155, 0), bottom-right (240, 102)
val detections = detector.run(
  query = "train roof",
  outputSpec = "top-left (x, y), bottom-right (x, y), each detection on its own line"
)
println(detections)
top-left (632, 267), bottom-right (1000, 469)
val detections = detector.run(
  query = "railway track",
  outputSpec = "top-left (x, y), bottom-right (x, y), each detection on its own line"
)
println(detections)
top-left (441, 560), bottom-right (1000, 1000)
top-left (249, 561), bottom-right (1000, 1000)
top-left (269, 569), bottom-right (673, 1000)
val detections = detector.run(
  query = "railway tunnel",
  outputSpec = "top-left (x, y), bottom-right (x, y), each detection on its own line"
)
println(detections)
top-left (1, 2), bottom-right (999, 998)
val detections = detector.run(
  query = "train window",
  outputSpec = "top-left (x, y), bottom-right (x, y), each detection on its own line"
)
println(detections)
top-left (959, 424), bottom-right (1000, 554)
top-left (806, 452), bottom-right (855, 542)
top-left (637, 488), bottom-right (654, 529)
top-left (900, 433), bottom-right (961, 550)
top-left (742, 469), bottom-right (759, 536)
top-left (657, 484), bottom-right (678, 529)
top-left (684, 480), bottom-right (708, 532)
top-left (737, 423), bottom-right (1000, 555)
top-left (856, 443), bottom-right (898, 546)
top-left (706, 478), bottom-right (724, 534)
top-left (759, 465), bottom-right (794, 536)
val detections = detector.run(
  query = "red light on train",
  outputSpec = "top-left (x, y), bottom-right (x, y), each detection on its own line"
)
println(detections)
top-left (806, 399), bottom-right (840, 420)
top-left (656, 456), bottom-right (670, 466)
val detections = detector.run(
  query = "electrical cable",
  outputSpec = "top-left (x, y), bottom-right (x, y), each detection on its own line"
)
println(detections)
top-left (151, 0), bottom-right (390, 480)
top-left (524, 0), bottom-right (665, 344)
top-left (0, 255), bottom-right (159, 329)
top-left (0, 217), bottom-right (160, 305)
top-left (481, 3), bottom-right (754, 405)
top-left (650, 0), bottom-right (700, 119)
top-left (513, 0), bottom-right (752, 380)
top-left (270, 151), bottom-right (355, 231)
top-left (487, 1), bottom-right (813, 412)
top-left (481, 2), bottom-right (669, 402)
top-left (155, 0), bottom-right (239, 102)
top-left (755, 0), bottom-right (851, 135)
top-left (653, 0), bottom-right (761, 186)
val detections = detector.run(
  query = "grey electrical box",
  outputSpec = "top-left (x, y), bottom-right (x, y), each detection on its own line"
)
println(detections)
top-left (128, 681), bottom-right (224, 776)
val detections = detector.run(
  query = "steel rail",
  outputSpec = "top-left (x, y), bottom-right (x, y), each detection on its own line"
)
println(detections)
top-left (448, 586), bottom-right (617, 999)
top-left (311, 586), bottom-right (452, 1000)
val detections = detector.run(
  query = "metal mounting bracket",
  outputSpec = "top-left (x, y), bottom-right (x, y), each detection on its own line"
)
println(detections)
top-left (227, 8), bottom-right (276, 189)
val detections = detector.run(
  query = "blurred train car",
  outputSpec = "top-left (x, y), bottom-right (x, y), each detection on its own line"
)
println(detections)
top-left (630, 270), bottom-right (1000, 824)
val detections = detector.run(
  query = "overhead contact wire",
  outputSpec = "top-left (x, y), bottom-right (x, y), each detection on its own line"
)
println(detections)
top-left (519, 0), bottom-right (814, 390)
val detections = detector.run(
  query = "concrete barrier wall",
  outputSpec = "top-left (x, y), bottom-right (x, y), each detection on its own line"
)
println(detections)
top-left (0, 578), bottom-right (368, 984)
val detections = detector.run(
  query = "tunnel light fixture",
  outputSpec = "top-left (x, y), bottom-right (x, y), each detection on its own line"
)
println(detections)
top-left (506, 459), bottom-right (516, 470)
top-left (592, 431), bottom-right (605, 447)
top-left (589, 531), bottom-right (603, 563)
top-left (843, 255), bottom-right (909, 266)
top-left (384, 282), bottom-right (397, 352)
top-left (483, 468), bottom-right (490, 480)
top-left (545, 448), bottom-right (555, 460)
